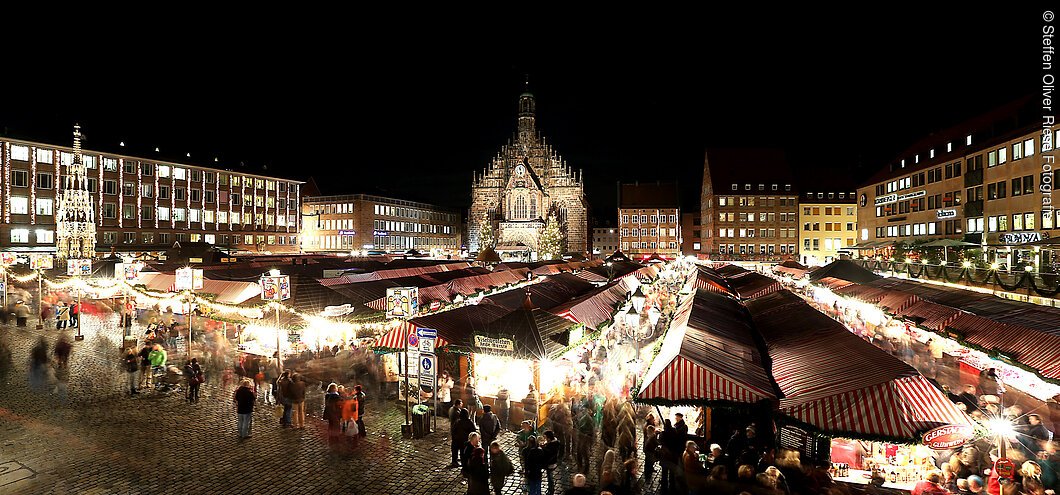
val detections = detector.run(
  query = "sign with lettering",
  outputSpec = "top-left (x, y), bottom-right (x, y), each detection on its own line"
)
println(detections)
top-left (923, 424), bottom-right (973, 450)
top-left (30, 254), bottom-right (53, 270)
top-left (418, 353), bottom-right (436, 390)
top-left (998, 232), bottom-right (1043, 245)
top-left (473, 335), bottom-right (515, 353)
top-left (338, 230), bottom-right (356, 236)
top-left (936, 209), bottom-right (957, 219)
top-left (875, 190), bottom-right (926, 206)
top-left (995, 458), bottom-right (1016, 479)
top-left (373, 230), bottom-right (389, 237)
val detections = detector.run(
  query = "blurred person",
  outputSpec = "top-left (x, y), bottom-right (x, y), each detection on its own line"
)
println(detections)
top-left (453, 409), bottom-right (477, 468)
top-left (643, 424), bottom-right (659, 484)
top-left (138, 342), bottom-right (153, 389)
top-left (323, 382), bottom-right (343, 448)
top-left (562, 473), bottom-right (591, 495)
top-left (53, 335), bottom-right (72, 368)
top-left (573, 405), bottom-right (594, 475)
top-left (29, 337), bottom-right (49, 392)
top-left (123, 347), bottom-right (140, 395)
top-left (523, 435), bottom-right (544, 495)
top-left (439, 370), bottom-right (455, 416)
top-left (353, 385), bottom-right (366, 437)
top-left (68, 300), bottom-right (79, 328)
top-left (488, 441), bottom-right (514, 495)
top-left (479, 405), bottom-right (501, 460)
top-left (233, 378), bottom-right (255, 438)
top-left (275, 370), bottom-right (292, 427)
top-left (968, 474), bottom-right (986, 493)
top-left (541, 430), bottom-right (561, 495)
top-left (55, 301), bottom-right (69, 330)
top-left (466, 446), bottom-right (490, 495)
top-left (14, 300), bottom-right (30, 327)
top-left (184, 358), bottom-right (202, 403)
top-left (287, 373), bottom-right (307, 429)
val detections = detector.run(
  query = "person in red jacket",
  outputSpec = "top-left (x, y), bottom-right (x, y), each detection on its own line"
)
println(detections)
top-left (911, 471), bottom-right (948, 495)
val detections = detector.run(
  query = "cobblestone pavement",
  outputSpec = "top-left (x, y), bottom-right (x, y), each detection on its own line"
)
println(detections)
top-left (0, 314), bottom-right (656, 495)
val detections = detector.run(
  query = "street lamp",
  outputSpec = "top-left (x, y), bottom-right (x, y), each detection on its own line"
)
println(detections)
top-left (631, 286), bottom-right (647, 313)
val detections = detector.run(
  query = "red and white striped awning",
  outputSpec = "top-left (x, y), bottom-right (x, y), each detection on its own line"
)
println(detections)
top-left (639, 355), bottom-right (775, 404)
top-left (948, 313), bottom-right (1060, 380)
top-left (782, 375), bottom-right (971, 440)
top-left (372, 322), bottom-right (451, 352)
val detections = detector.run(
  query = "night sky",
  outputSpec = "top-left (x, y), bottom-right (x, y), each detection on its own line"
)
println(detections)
top-left (1, 7), bottom-right (1046, 223)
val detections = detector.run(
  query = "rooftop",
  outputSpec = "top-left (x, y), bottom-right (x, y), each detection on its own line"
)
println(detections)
top-left (618, 181), bottom-right (680, 208)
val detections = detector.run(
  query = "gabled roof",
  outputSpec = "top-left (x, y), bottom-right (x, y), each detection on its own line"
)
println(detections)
top-left (704, 148), bottom-right (794, 194)
top-left (480, 307), bottom-right (579, 360)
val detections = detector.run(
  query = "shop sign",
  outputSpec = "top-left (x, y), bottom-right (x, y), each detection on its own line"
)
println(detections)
top-left (923, 424), bottom-right (973, 450)
top-left (385, 287), bottom-right (419, 319)
top-left (260, 275), bottom-right (291, 301)
top-left (936, 209), bottom-right (957, 219)
top-left (175, 267), bottom-right (204, 291)
top-left (0, 253), bottom-right (16, 266)
top-left (66, 259), bottom-right (92, 276)
top-left (288, 332), bottom-right (301, 343)
top-left (338, 230), bottom-right (356, 236)
top-left (30, 254), bottom-right (53, 270)
top-left (874, 190), bottom-right (925, 206)
top-left (373, 230), bottom-right (389, 237)
top-left (474, 335), bottom-right (515, 353)
top-left (998, 232), bottom-right (1044, 245)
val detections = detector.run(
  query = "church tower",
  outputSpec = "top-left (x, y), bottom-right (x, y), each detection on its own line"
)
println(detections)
top-left (55, 124), bottom-right (96, 260)
top-left (517, 91), bottom-right (536, 145)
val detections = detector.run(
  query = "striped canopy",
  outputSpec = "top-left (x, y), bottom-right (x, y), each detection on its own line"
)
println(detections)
top-left (372, 322), bottom-right (451, 352)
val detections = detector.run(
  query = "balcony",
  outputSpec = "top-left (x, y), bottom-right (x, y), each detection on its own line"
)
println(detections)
top-left (964, 168), bottom-right (983, 187)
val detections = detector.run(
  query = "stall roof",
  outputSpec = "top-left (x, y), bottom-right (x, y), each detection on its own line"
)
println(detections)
top-left (895, 300), bottom-right (963, 332)
top-left (549, 276), bottom-right (639, 329)
top-left (480, 273), bottom-right (596, 311)
top-left (724, 272), bottom-right (783, 300)
top-left (946, 313), bottom-right (1060, 381)
top-left (638, 290), bottom-right (777, 405)
top-left (747, 290), bottom-right (970, 441)
top-left (479, 307), bottom-right (579, 360)
top-left (137, 272), bottom-right (261, 305)
top-left (808, 259), bottom-right (881, 284)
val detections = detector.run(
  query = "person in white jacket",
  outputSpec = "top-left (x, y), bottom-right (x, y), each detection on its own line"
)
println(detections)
top-left (438, 371), bottom-right (455, 416)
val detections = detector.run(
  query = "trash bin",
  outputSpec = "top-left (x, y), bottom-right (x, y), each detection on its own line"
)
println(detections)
top-left (412, 404), bottom-right (431, 438)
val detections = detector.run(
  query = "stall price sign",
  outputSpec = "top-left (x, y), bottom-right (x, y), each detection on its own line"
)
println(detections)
top-left (0, 253), bottom-right (16, 266)
top-left (175, 267), bottom-right (204, 291)
top-left (30, 254), bottom-right (53, 271)
top-left (418, 353), bottom-right (436, 391)
top-left (67, 259), bottom-right (92, 277)
top-left (385, 287), bottom-right (419, 319)
top-left (260, 275), bottom-right (291, 301)
top-left (473, 335), bottom-right (515, 353)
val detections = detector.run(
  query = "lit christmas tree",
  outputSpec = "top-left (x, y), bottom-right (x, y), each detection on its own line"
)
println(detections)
top-left (478, 214), bottom-right (495, 250)
top-left (538, 213), bottom-right (562, 260)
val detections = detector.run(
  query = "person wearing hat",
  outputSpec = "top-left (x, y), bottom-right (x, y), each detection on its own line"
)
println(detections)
top-left (14, 301), bottom-right (30, 327)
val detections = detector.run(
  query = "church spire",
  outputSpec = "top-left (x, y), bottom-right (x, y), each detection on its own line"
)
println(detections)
top-left (517, 82), bottom-right (536, 144)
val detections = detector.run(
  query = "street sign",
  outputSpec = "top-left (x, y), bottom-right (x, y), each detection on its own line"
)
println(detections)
top-left (408, 333), bottom-right (419, 348)
top-left (418, 353), bottom-right (436, 390)
top-left (417, 328), bottom-right (437, 339)
top-left (419, 337), bottom-right (435, 354)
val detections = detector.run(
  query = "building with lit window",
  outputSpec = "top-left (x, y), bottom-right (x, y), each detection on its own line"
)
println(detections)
top-left (680, 212), bottom-right (701, 255)
top-left (591, 226), bottom-right (619, 259)
top-left (856, 97), bottom-right (1060, 270)
top-left (0, 134), bottom-right (302, 255)
top-left (700, 149), bottom-right (799, 261)
top-left (301, 194), bottom-right (460, 255)
top-left (618, 182), bottom-right (681, 260)
top-left (798, 190), bottom-right (858, 266)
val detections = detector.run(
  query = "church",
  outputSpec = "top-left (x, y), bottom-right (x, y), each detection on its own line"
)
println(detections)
top-left (469, 90), bottom-right (588, 259)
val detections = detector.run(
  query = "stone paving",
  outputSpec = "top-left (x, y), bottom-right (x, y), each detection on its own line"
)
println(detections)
top-left (0, 313), bottom-right (655, 495)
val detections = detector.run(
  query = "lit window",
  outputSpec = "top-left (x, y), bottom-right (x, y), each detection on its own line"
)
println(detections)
top-left (10, 229), bottom-right (29, 243)
top-left (1024, 138), bottom-right (1036, 156)
top-left (204, 234), bottom-right (215, 244)
top-left (35, 198), bottom-right (53, 216)
top-left (35, 229), bottom-right (53, 243)
top-left (83, 155), bottom-right (95, 169)
top-left (62, 152), bottom-right (75, 166)
top-left (157, 207), bottom-right (170, 221)
top-left (966, 135), bottom-right (972, 145)
top-left (10, 197), bottom-right (28, 214)
top-left (35, 148), bottom-right (53, 163)
top-left (188, 208), bottom-right (201, 222)
top-left (10, 145), bottom-right (29, 161)
top-left (103, 157), bottom-right (118, 171)
top-left (173, 167), bottom-right (187, 180)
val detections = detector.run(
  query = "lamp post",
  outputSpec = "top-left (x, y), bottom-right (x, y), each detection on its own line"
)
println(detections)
top-left (36, 267), bottom-right (44, 329)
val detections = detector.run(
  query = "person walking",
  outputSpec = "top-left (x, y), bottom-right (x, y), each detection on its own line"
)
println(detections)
top-left (353, 384), bottom-right (367, 437)
top-left (14, 300), bottom-right (30, 327)
top-left (523, 435), bottom-right (544, 495)
top-left (453, 409), bottom-right (478, 468)
top-left (138, 343), bottom-right (153, 389)
top-left (148, 344), bottom-right (167, 387)
top-left (55, 302), bottom-right (69, 330)
top-left (53, 335), bottom-right (72, 369)
top-left (488, 441), bottom-right (514, 495)
top-left (542, 430), bottom-right (562, 495)
top-left (439, 371), bottom-right (455, 416)
top-left (573, 407), bottom-right (594, 476)
top-left (234, 378), bottom-right (256, 438)
top-left (184, 358), bottom-right (203, 403)
top-left (69, 301), bottom-right (79, 328)
top-left (448, 399), bottom-right (467, 468)
top-left (323, 383), bottom-right (343, 449)
top-left (288, 373), bottom-right (307, 429)
top-left (479, 405), bottom-right (501, 461)
top-left (467, 446), bottom-right (490, 495)
top-left (276, 370), bottom-right (293, 427)
top-left (123, 348), bottom-right (140, 395)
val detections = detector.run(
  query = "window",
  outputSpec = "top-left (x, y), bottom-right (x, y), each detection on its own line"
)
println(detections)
top-left (142, 233), bottom-right (155, 244)
top-left (158, 165), bottom-right (170, 178)
top-left (1014, 214), bottom-right (1024, 231)
top-left (35, 229), bottom-right (54, 243)
top-left (141, 184), bottom-right (154, 198)
top-left (122, 204), bottom-right (135, 220)
top-left (87, 178), bottom-right (97, 192)
top-left (123, 182), bottom-right (135, 196)
top-left (219, 174), bottom-right (229, 186)
top-left (34, 172), bottom-right (53, 189)
top-left (188, 208), bottom-right (200, 223)
top-left (140, 208), bottom-right (153, 220)
top-left (103, 180), bottom-right (117, 195)
top-left (1026, 212), bottom-right (1035, 230)
top-left (172, 208), bottom-right (185, 221)
top-left (10, 197), bottom-right (28, 214)
top-left (10, 145), bottom-right (29, 161)
top-left (205, 172), bottom-right (215, 184)
top-left (123, 232), bottom-right (136, 244)
top-left (141, 163), bottom-right (154, 176)
top-left (1024, 138), bottom-right (1036, 156)
top-left (204, 210), bottom-right (214, 223)
top-left (159, 185), bottom-right (170, 199)
top-left (190, 170), bottom-right (202, 182)
top-left (123, 162), bottom-right (136, 174)
top-left (103, 157), bottom-right (118, 172)
top-left (173, 167), bottom-right (186, 180)
top-left (103, 203), bottom-right (117, 219)
top-left (83, 155), bottom-right (96, 169)
top-left (35, 198), bottom-right (53, 216)
top-left (12, 170), bottom-right (28, 187)
top-left (174, 188), bottom-right (185, 201)
top-left (10, 229), bottom-right (29, 243)
top-left (34, 148), bottom-right (52, 163)
top-left (102, 232), bottom-right (117, 244)
top-left (157, 207), bottom-right (170, 221)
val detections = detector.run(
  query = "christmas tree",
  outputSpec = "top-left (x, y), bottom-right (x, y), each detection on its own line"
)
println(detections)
top-left (538, 213), bottom-right (562, 260)
top-left (478, 214), bottom-right (494, 249)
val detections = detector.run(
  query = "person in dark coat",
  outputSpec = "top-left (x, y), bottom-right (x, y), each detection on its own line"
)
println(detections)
top-left (352, 384), bottom-right (366, 437)
top-left (447, 399), bottom-right (466, 468)
top-left (573, 407), bottom-right (595, 475)
top-left (276, 370), bottom-right (292, 427)
top-left (479, 405), bottom-right (501, 460)
top-left (466, 446), bottom-right (490, 495)
top-left (183, 358), bottom-right (202, 403)
top-left (523, 435), bottom-right (544, 495)
top-left (323, 383), bottom-right (343, 448)
top-left (233, 378), bottom-right (256, 438)
top-left (541, 430), bottom-right (561, 495)
top-left (287, 373), bottom-right (307, 429)
top-left (123, 347), bottom-right (140, 395)
top-left (452, 408), bottom-right (478, 468)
